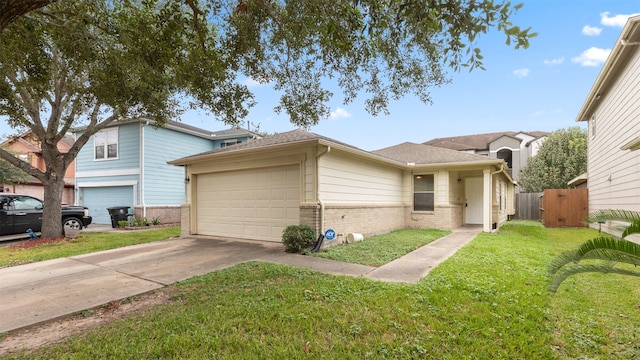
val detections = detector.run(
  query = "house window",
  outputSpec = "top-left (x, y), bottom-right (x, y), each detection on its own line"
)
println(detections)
top-left (220, 139), bottom-right (242, 148)
top-left (413, 174), bottom-right (434, 211)
top-left (591, 116), bottom-right (596, 139)
top-left (496, 149), bottom-right (513, 171)
top-left (94, 128), bottom-right (118, 160)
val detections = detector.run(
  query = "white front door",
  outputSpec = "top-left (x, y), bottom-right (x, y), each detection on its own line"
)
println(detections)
top-left (465, 177), bottom-right (483, 224)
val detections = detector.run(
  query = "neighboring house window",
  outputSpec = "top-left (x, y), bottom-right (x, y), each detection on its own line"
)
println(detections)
top-left (18, 154), bottom-right (29, 162)
top-left (496, 149), bottom-right (513, 171)
top-left (94, 128), bottom-right (118, 160)
top-left (220, 139), bottom-right (242, 148)
top-left (590, 116), bottom-right (596, 138)
top-left (414, 174), bottom-right (434, 211)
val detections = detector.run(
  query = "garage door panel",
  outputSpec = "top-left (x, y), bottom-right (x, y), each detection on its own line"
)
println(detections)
top-left (83, 186), bottom-right (134, 225)
top-left (196, 165), bottom-right (300, 242)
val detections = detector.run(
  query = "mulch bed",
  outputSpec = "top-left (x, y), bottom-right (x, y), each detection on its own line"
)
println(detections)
top-left (8, 237), bottom-right (70, 249)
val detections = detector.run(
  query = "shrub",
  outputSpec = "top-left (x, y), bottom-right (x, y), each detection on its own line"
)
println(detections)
top-left (117, 220), bottom-right (129, 228)
top-left (151, 217), bottom-right (161, 225)
top-left (282, 224), bottom-right (316, 253)
top-left (134, 217), bottom-right (148, 227)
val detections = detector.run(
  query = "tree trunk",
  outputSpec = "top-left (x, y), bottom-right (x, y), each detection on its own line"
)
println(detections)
top-left (39, 136), bottom-right (69, 239)
top-left (40, 174), bottom-right (65, 238)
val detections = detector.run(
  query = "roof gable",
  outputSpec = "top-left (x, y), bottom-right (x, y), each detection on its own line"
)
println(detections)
top-left (576, 15), bottom-right (640, 121)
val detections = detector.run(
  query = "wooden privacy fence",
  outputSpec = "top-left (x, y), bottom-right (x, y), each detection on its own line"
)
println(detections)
top-left (540, 188), bottom-right (588, 227)
top-left (515, 192), bottom-right (541, 220)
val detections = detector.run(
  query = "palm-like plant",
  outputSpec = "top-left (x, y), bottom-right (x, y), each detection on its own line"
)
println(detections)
top-left (549, 209), bottom-right (640, 292)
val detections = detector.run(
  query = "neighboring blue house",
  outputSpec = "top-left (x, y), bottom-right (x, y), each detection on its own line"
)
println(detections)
top-left (73, 118), bottom-right (259, 225)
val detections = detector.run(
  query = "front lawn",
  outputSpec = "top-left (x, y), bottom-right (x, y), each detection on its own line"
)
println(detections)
top-left (0, 227), bottom-right (181, 268)
top-left (9, 221), bottom-right (640, 359)
top-left (311, 228), bottom-right (450, 266)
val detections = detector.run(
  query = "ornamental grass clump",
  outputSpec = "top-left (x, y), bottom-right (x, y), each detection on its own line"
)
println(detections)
top-left (282, 225), bottom-right (316, 253)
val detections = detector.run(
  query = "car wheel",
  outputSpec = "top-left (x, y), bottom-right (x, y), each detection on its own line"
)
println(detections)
top-left (63, 217), bottom-right (83, 231)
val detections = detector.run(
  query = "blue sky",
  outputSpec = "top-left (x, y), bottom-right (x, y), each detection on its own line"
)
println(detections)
top-left (196, 0), bottom-right (638, 151)
top-left (2, 1), bottom-right (639, 151)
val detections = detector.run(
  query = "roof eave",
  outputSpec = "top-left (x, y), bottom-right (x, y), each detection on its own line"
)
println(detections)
top-left (576, 15), bottom-right (640, 122)
top-left (169, 138), bottom-right (322, 166)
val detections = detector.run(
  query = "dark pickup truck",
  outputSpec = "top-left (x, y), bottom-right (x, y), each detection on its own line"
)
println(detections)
top-left (0, 193), bottom-right (92, 237)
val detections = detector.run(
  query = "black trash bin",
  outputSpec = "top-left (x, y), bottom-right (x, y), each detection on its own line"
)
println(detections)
top-left (107, 206), bottom-right (130, 228)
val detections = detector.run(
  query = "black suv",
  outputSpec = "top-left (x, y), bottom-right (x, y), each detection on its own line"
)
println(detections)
top-left (0, 194), bottom-right (92, 236)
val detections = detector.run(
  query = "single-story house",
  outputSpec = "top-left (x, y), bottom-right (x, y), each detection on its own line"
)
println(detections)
top-left (169, 129), bottom-right (515, 243)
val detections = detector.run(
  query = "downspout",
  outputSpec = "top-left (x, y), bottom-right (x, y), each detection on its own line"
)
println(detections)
top-left (140, 122), bottom-right (147, 218)
top-left (316, 146), bottom-right (331, 235)
top-left (73, 132), bottom-right (78, 205)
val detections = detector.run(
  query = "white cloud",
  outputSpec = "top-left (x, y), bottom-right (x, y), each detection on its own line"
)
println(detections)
top-left (544, 57), bottom-right (565, 65)
top-left (571, 47), bottom-right (611, 67)
top-left (242, 77), bottom-right (268, 88)
top-left (600, 12), bottom-right (640, 27)
top-left (582, 25), bottom-right (602, 36)
top-left (329, 107), bottom-right (352, 120)
top-left (512, 68), bottom-right (530, 78)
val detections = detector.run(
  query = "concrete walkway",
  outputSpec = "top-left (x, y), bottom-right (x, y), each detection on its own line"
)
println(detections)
top-left (0, 227), bottom-right (480, 334)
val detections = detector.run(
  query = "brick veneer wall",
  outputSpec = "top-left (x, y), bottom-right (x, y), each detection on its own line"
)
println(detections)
top-left (405, 204), bottom-right (463, 230)
top-left (133, 206), bottom-right (181, 225)
top-left (300, 204), bottom-right (405, 247)
top-left (180, 204), bottom-right (191, 237)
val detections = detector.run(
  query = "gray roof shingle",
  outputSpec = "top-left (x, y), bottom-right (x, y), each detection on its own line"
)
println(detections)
top-left (172, 129), bottom-right (502, 167)
top-left (372, 142), bottom-right (493, 165)
top-left (423, 131), bottom-right (549, 151)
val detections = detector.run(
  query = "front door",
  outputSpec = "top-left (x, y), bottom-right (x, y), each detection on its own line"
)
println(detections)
top-left (465, 177), bottom-right (483, 224)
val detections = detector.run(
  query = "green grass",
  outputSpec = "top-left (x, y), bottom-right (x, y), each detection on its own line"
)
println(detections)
top-left (311, 228), bottom-right (450, 266)
top-left (7, 221), bottom-right (640, 359)
top-left (0, 227), bottom-right (181, 268)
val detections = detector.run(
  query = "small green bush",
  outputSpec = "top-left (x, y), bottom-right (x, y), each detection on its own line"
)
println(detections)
top-left (151, 217), bottom-right (161, 225)
top-left (117, 220), bottom-right (129, 228)
top-left (134, 217), bottom-right (148, 227)
top-left (282, 224), bottom-right (316, 253)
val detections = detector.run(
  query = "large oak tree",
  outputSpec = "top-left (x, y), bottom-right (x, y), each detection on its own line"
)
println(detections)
top-left (0, 0), bottom-right (535, 237)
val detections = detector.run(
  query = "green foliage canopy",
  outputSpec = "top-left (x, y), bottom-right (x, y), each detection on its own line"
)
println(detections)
top-left (0, 157), bottom-right (26, 185)
top-left (0, 0), bottom-right (535, 237)
top-left (518, 127), bottom-right (587, 192)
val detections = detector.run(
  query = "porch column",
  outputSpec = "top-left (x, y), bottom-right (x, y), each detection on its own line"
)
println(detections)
top-left (483, 168), bottom-right (492, 232)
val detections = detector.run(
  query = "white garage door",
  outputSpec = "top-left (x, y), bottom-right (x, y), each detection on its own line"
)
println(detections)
top-left (196, 165), bottom-right (300, 242)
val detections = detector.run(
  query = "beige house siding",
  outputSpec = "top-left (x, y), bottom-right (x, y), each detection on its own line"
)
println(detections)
top-left (317, 150), bottom-right (403, 203)
top-left (315, 149), bottom-right (405, 244)
top-left (587, 47), bottom-right (640, 213)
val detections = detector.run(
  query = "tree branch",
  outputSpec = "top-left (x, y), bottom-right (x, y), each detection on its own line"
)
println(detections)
top-left (0, 0), bottom-right (57, 33)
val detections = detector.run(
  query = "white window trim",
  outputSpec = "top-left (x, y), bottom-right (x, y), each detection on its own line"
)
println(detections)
top-left (94, 128), bottom-right (119, 161)
top-left (413, 173), bottom-right (435, 212)
top-left (221, 139), bottom-right (241, 148)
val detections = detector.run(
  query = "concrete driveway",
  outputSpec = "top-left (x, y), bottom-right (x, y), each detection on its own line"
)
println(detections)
top-left (0, 237), bottom-right (286, 333)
